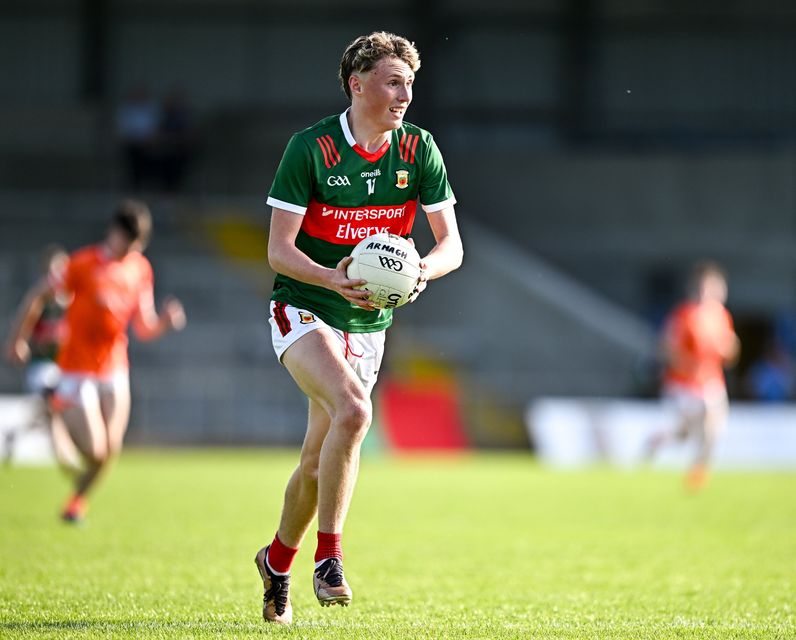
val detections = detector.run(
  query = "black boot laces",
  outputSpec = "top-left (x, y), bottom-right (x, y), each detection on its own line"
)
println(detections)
top-left (318, 558), bottom-right (345, 587)
top-left (265, 573), bottom-right (290, 615)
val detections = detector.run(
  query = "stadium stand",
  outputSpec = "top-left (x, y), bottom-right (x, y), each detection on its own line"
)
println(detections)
top-left (0, 189), bottom-right (661, 446)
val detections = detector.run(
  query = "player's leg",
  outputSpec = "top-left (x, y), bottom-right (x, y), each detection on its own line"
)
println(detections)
top-left (256, 400), bottom-right (330, 625)
top-left (99, 372), bottom-right (132, 458)
top-left (72, 375), bottom-right (130, 495)
top-left (56, 376), bottom-right (109, 520)
top-left (277, 399), bottom-right (331, 547)
top-left (688, 385), bottom-right (728, 491)
top-left (49, 411), bottom-right (82, 478)
top-left (70, 372), bottom-right (132, 504)
top-left (257, 329), bottom-right (368, 618)
top-left (257, 302), bottom-right (369, 620)
top-left (283, 332), bottom-right (370, 531)
top-left (282, 328), bottom-right (371, 607)
top-left (646, 387), bottom-right (694, 460)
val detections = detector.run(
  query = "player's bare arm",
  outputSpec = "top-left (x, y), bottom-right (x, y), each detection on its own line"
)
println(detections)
top-left (268, 207), bottom-right (374, 309)
top-left (4, 277), bottom-right (54, 365)
top-left (421, 207), bottom-right (463, 280)
top-left (720, 331), bottom-right (741, 365)
top-left (409, 207), bottom-right (462, 301)
top-left (132, 292), bottom-right (186, 340)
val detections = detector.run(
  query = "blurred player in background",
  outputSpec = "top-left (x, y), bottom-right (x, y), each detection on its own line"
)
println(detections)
top-left (5, 200), bottom-right (186, 522)
top-left (4, 244), bottom-right (79, 473)
top-left (255, 31), bottom-right (463, 624)
top-left (647, 261), bottom-right (740, 491)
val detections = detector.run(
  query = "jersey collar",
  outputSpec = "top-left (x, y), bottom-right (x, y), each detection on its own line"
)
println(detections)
top-left (339, 109), bottom-right (391, 163)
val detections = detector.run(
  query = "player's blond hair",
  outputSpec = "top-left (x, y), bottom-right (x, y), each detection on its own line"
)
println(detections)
top-left (339, 31), bottom-right (420, 100)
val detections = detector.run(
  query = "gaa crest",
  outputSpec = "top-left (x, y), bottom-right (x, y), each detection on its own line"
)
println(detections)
top-left (395, 170), bottom-right (409, 189)
top-left (298, 311), bottom-right (316, 324)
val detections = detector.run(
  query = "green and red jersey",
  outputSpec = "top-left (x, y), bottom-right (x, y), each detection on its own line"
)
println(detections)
top-left (267, 110), bottom-right (456, 333)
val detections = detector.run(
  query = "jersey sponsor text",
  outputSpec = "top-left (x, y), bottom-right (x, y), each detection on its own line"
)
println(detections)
top-left (321, 205), bottom-right (407, 221)
top-left (303, 200), bottom-right (418, 245)
top-left (336, 224), bottom-right (392, 240)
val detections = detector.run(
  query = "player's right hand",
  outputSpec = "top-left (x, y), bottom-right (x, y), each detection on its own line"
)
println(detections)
top-left (331, 257), bottom-right (374, 310)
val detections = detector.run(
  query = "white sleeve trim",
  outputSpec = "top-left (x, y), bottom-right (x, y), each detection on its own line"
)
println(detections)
top-left (267, 197), bottom-right (306, 215)
top-left (421, 196), bottom-right (457, 214)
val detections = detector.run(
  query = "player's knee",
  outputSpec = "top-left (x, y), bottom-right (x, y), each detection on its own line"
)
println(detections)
top-left (335, 396), bottom-right (372, 440)
top-left (299, 456), bottom-right (321, 485)
top-left (86, 443), bottom-right (110, 466)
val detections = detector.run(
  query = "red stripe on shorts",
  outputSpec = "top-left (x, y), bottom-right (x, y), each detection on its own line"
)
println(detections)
top-left (273, 302), bottom-right (291, 337)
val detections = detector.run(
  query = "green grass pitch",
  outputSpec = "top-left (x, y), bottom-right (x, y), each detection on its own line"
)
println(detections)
top-left (1, 449), bottom-right (794, 639)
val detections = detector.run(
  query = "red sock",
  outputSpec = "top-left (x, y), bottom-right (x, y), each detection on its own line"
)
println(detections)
top-left (315, 531), bottom-right (343, 563)
top-left (63, 494), bottom-right (86, 517)
top-left (266, 533), bottom-right (299, 575)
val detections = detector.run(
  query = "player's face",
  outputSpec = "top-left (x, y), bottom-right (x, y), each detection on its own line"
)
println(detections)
top-left (355, 56), bottom-right (414, 131)
top-left (699, 272), bottom-right (728, 304)
top-left (106, 227), bottom-right (143, 258)
top-left (48, 252), bottom-right (68, 279)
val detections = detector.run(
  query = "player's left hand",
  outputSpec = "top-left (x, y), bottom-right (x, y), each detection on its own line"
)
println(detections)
top-left (408, 261), bottom-right (428, 303)
top-left (161, 297), bottom-right (187, 331)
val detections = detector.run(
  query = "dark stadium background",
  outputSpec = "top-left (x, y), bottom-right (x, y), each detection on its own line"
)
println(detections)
top-left (1, 0), bottom-right (794, 448)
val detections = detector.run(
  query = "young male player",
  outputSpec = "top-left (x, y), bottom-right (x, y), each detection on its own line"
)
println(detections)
top-left (647, 261), bottom-right (740, 491)
top-left (6, 200), bottom-right (186, 521)
top-left (255, 31), bottom-right (463, 624)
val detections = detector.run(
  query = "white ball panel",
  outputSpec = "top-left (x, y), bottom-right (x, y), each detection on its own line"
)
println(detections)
top-left (346, 232), bottom-right (422, 309)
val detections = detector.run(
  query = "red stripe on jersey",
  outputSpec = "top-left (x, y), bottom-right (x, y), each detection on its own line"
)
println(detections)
top-left (322, 136), bottom-right (339, 167)
top-left (301, 199), bottom-right (418, 245)
top-left (398, 132), bottom-right (407, 159)
top-left (320, 136), bottom-right (338, 166)
top-left (405, 135), bottom-right (416, 162)
top-left (409, 135), bottom-right (419, 164)
top-left (273, 302), bottom-right (291, 337)
top-left (401, 134), bottom-right (417, 162)
top-left (316, 138), bottom-right (332, 169)
top-left (325, 135), bottom-right (342, 164)
top-left (352, 140), bottom-right (390, 163)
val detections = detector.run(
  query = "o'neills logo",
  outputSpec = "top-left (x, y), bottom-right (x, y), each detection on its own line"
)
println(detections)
top-left (395, 170), bottom-right (409, 189)
top-left (304, 199), bottom-right (418, 244)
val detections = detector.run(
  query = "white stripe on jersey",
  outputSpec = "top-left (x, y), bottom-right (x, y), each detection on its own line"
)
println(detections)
top-left (422, 196), bottom-right (457, 213)
top-left (267, 196), bottom-right (306, 215)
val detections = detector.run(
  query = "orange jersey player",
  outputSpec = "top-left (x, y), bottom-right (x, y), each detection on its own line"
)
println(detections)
top-left (5, 200), bottom-right (186, 522)
top-left (648, 261), bottom-right (740, 491)
top-left (56, 239), bottom-right (155, 376)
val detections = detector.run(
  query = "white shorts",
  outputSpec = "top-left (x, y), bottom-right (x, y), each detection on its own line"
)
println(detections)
top-left (662, 380), bottom-right (728, 437)
top-left (25, 360), bottom-right (62, 395)
top-left (54, 370), bottom-right (130, 410)
top-left (269, 301), bottom-right (385, 394)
